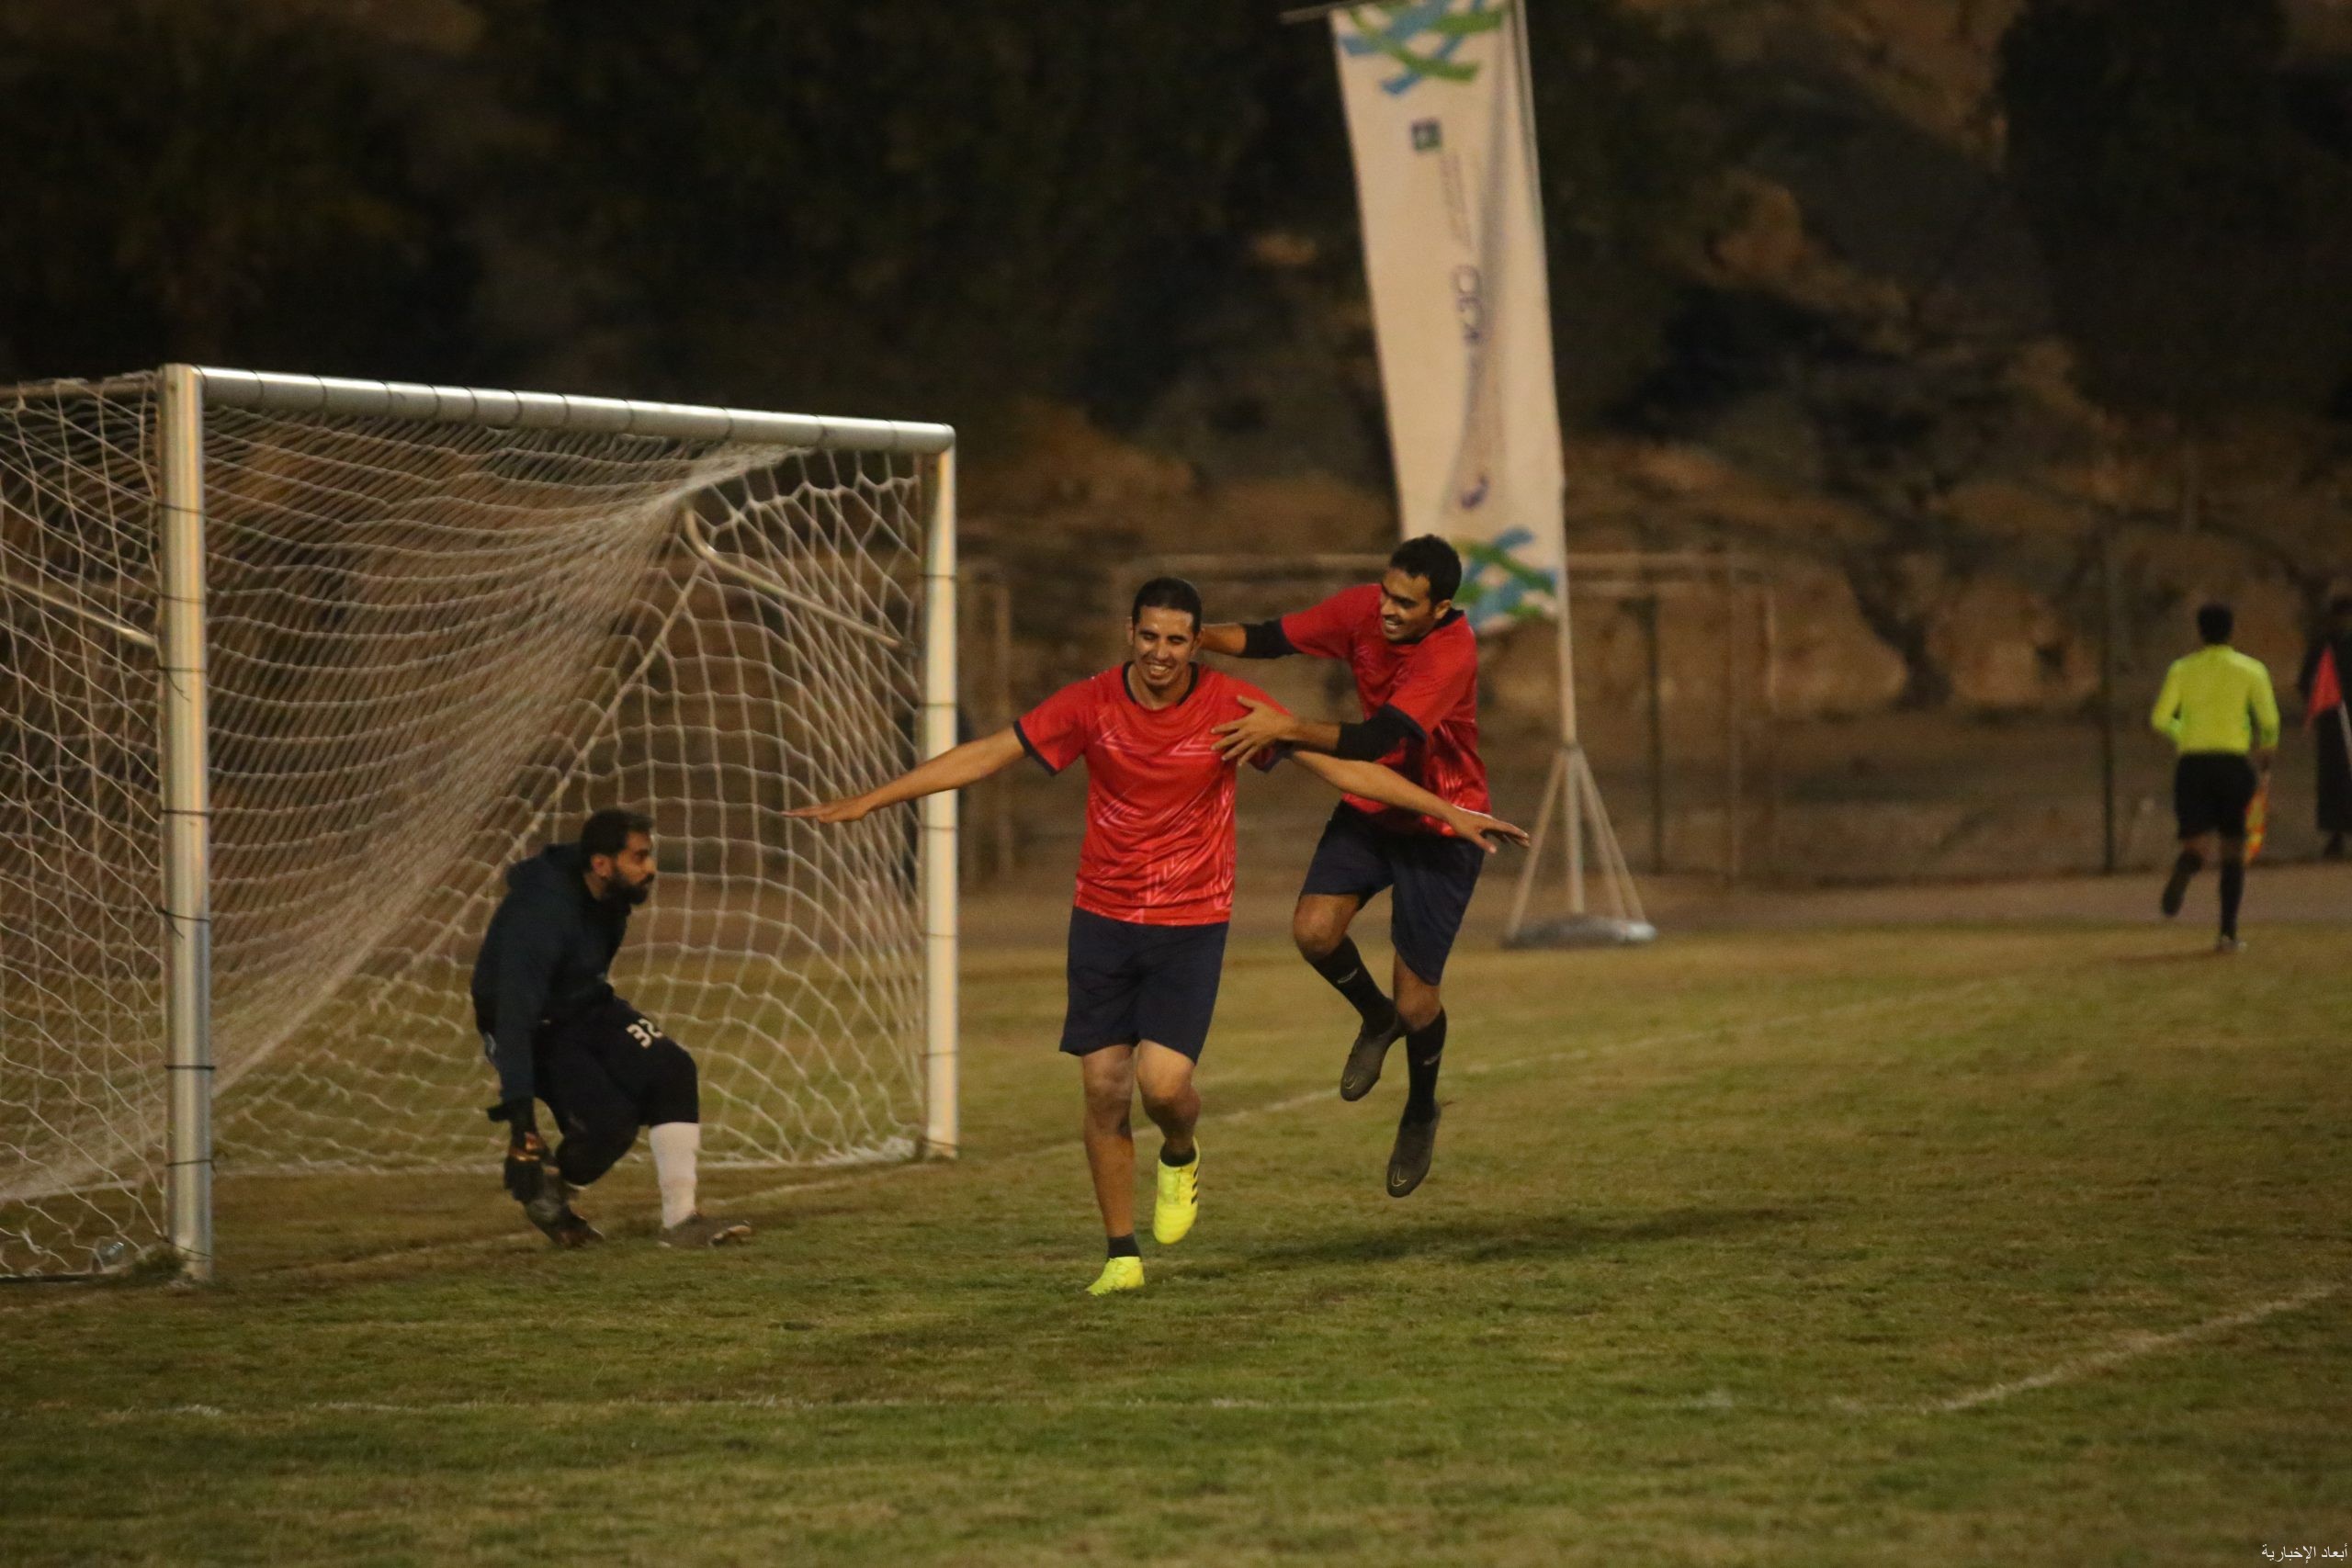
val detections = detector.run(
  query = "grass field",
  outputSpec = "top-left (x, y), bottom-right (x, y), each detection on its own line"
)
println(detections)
top-left (3, 920), bottom-right (2347, 1565)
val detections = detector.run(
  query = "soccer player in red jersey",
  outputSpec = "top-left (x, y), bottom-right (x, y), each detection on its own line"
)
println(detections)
top-left (1197, 536), bottom-right (1488, 1198)
top-left (792, 577), bottom-right (1524, 1294)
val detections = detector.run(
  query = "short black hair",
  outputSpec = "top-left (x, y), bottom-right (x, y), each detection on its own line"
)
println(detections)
top-left (1388, 535), bottom-right (1463, 604)
top-left (2196, 602), bottom-right (2234, 645)
top-left (1130, 575), bottom-right (1204, 633)
top-left (580, 807), bottom-right (653, 860)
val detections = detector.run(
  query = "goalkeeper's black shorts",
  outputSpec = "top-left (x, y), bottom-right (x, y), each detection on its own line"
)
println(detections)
top-left (535, 998), bottom-right (697, 1184)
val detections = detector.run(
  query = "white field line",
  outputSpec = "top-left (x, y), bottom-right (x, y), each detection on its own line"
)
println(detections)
top-left (1920, 1282), bottom-right (2342, 1415)
top-left (0, 970), bottom-right (2028, 1305)
top-left (11, 1392), bottom-right (1422, 1426)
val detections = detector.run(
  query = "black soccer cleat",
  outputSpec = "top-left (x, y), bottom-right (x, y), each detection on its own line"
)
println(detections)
top-left (1340, 1009), bottom-right (1408, 1101)
top-left (523, 1179), bottom-right (603, 1249)
top-left (1385, 1104), bottom-right (1441, 1198)
top-left (659, 1213), bottom-right (753, 1248)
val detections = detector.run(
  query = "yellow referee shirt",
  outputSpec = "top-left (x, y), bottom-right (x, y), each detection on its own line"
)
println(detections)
top-left (2150, 646), bottom-right (2280, 755)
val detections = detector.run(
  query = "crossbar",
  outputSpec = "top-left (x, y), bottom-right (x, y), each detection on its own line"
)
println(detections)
top-left (192, 367), bottom-right (956, 454)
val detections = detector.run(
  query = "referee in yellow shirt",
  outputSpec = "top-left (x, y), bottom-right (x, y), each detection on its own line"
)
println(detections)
top-left (2151, 603), bottom-right (2280, 953)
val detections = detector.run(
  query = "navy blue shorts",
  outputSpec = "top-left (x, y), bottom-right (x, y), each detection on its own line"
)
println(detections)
top-left (1059, 908), bottom-right (1229, 1061)
top-left (1299, 804), bottom-right (1485, 985)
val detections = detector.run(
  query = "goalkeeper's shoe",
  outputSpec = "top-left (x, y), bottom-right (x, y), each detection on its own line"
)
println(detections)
top-left (660, 1213), bottom-right (753, 1248)
top-left (1340, 1008), bottom-right (1408, 1101)
top-left (1385, 1104), bottom-right (1442, 1199)
top-left (524, 1179), bottom-right (602, 1249)
top-left (1087, 1255), bottom-right (1145, 1296)
top-left (1151, 1145), bottom-right (1200, 1246)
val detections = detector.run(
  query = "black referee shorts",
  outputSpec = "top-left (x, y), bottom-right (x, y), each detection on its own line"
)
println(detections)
top-left (2173, 751), bottom-right (2258, 840)
top-left (1299, 803), bottom-right (1485, 985)
top-left (1059, 908), bottom-right (1229, 1062)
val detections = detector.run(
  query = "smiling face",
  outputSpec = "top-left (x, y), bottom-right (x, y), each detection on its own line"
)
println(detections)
top-left (1377, 568), bottom-right (1449, 644)
top-left (1126, 604), bottom-right (1199, 700)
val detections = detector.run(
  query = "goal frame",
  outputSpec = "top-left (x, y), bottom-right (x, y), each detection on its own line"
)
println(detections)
top-left (100, 364), bottom-right (958, 1280)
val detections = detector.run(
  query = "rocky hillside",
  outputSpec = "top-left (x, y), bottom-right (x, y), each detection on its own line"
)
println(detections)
top-left (967, 0), bottom-right (2352, 746)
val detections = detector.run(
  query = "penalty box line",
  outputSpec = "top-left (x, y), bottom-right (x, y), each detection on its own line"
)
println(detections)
top-left (1916, 1282), bottom-right (2342, 1415)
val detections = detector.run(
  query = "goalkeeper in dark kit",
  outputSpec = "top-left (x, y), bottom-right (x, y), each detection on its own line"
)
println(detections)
top-left (471, 807), bottom-right (751, 1248)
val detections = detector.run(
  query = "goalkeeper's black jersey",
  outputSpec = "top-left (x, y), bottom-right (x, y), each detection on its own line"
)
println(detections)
top-left (469, 842), bottom-right (631, 1104)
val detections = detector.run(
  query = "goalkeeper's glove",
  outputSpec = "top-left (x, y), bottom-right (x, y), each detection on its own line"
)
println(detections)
top-left (492, 1096), bottom-right (546, 1204)
top-left (503, 1130), bottom-right (548, 1204)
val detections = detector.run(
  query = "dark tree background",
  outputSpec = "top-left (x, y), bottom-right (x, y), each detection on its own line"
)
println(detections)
top-left (2000, 0), bottom-right (2352, 434)
top-left (0, 0), bottom-right (2347, 464)
top-left (0, 0), bottom-right (1749, 445)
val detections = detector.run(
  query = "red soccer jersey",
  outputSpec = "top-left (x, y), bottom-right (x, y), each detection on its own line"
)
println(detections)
top-left (1280, 582), bottom-right (1489, 835)
top-left (1015, 664), bottom-right (1283, 926)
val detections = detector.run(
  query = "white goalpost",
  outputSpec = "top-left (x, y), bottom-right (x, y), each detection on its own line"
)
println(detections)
top-left (0, 366), bottom-right (959, 1281)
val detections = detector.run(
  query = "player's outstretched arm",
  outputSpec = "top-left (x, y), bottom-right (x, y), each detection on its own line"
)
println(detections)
top-left (1290, 751), bottom-right (1531, 852)
top-left (790, 728), bottom-right (1025, 824)
top-left (1213, 696), bottom-right (1341, 761)
top-left (1197, 623), bottom-right (1249, 657)
top-left (1199, 618), bottom-right (1298, 660)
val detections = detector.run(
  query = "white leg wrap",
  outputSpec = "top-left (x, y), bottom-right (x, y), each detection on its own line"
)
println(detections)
top-left (649, 1121), bottom-right (700, 1228)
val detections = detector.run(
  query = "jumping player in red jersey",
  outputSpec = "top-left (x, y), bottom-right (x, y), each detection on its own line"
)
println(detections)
top-left (792, 577), bottom-right (1525, 1295)
top-left (1197, 536), bottom-right (1488, 1198)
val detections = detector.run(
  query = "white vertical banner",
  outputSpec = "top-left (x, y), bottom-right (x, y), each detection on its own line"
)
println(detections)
top-left (1330, 0), bottom-right (1566, 633)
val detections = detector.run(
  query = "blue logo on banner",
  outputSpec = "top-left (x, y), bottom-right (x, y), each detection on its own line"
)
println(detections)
top-left (1453, 526), bottom-right (1558, 631)
top-left (1338, 0), bottom-right (1510, 96)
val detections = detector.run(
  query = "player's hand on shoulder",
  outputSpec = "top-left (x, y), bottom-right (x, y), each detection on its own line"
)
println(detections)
top-left (788, 795), bottom-right (872, 825)
top-left (1212, 695), bottom-right (1292, 761)
top-left (1448, 808), bottom-right (1531, 852)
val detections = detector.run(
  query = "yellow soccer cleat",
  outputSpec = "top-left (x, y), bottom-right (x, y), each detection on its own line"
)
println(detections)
top-left (1087, 1255), bottom-right (1145, 1296)
top-left (1152, 1144), bottom-right (1200, 1246)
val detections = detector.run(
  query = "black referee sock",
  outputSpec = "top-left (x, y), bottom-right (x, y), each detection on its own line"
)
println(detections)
top-left (1403, 1011), bottom-right (1447, 1120)
top-left (1106, 1233), bottom-right (1140, 1259)
top-left (2220, 855), bottom-right (2245, 940)
top-left (2161, 849), bottom-right (2202, 918)
top-left (1158, 1143), bottom-right (1195, 1168)
top-left (1308, 937), bottom-right (1393, 1025)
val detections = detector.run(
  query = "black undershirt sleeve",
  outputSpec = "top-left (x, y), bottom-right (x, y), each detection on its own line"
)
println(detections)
top-left (1331, 705), bottom-right (1420, 761)
top-left (1238, 619), bottom-right (1296, 660)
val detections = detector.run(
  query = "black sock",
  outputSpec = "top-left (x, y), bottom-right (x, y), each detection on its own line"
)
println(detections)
top-left (1403, 1011), bottom-right (1447, 1119)
top-left (1105, 1233), bottom-right (1140, 1259)
top-left (1158, 1143), bottom-right (1195, 1168)
top-left (2220, 856), bottom-right (2245, 939)
top-left (1306, 937), bottom-right (1393, 1025)
top-left (2172, 849), bottom-right (2204, 881)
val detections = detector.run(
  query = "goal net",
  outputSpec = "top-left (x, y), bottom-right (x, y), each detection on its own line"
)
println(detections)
top-left (0, 367), bottom-right (956, 1280)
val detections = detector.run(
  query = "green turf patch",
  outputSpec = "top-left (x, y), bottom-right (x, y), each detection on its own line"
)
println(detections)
top-left (3, 926), bottom-right (2346, 1565)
